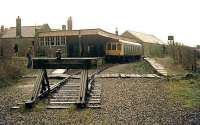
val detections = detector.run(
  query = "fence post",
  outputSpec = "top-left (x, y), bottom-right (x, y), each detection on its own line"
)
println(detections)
top-left (192, 49), bottom-right (197, 72)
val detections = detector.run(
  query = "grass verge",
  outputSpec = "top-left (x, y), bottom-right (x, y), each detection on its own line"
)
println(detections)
top-left (165, 77), bottom-right (200, 109)
top-left (0, 59), bottom-right (36, 88)
top-left (131, 60), bottom-right (155, 74)
top-left (154, 57), bottom-right (189, 76)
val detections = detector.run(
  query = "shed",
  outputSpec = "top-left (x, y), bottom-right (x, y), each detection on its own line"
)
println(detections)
top-left (121, 31), bottom-right (166, 57)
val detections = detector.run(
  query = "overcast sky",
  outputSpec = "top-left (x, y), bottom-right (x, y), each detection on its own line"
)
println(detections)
top-left (0, 0), bottom-right (199, 46)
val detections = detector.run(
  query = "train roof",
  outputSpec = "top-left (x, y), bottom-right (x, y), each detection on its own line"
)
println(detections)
top-left (119, 39), bottom-right (142, 46)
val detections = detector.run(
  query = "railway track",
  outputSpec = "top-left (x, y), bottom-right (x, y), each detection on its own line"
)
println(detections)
top-left (47, 65), bottom-right (111, 109)
top-left (23, 56), bottom-right (112, 109)
top-left (47, 78), bottom-right (102, 108)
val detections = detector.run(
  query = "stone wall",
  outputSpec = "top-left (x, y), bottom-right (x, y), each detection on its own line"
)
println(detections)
top-left (0, 37), bottom-right (35, 57)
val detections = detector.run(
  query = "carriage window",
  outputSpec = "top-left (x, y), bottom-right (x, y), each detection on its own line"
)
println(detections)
top-left (107, 43), bottom-right (111, 50)
top-left (112, 43), bottom-right (116, 50)
top-left (117, 44), bottom-right (121, 50)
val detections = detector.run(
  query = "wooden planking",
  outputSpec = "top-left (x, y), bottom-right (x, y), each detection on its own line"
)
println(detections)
top-left (144, 58), bottom-right (168, 76)
top-left (52, 69), bottom-right (67, 74)
top-left (48, 73), bottom-right (160, 79)
top-left (95, 73), bottom-right (160, 78)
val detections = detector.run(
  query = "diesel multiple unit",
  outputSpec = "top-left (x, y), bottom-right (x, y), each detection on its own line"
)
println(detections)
top-left (105, 39), bottom-right (142, 61)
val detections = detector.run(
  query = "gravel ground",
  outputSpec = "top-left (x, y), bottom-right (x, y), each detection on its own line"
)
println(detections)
top-left (0, 64), bottom-right (199, 125)
top-left (103, 62), bottom-right (154, 74)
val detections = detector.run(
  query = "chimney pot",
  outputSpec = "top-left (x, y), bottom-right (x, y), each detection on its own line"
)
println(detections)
top-left (62, 25), bottom-right (66, 31)
top-left (67, 16), bottom-right (73, 31)
top-left (16, 16), bottom-right (22, 37)
top-left (115, 27), bottom-right (118, 36)
top-left (1, 25), bottom-right (4, 32)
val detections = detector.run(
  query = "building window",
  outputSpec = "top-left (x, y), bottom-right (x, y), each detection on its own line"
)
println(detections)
top-left (45, 37), bottom-right (48, 46)
top-left (61, 36), bottom-right (65, 45)
top-left (40, 41), bottom-right (44, 46)
top-left (56, 36), bottom-right (60, 45)
top-left (46, 41), bottom-right (49, 46)
top-left (51, 41), bottom-right (54, 46)
top-left (39, 37), bottom-right (44, 42)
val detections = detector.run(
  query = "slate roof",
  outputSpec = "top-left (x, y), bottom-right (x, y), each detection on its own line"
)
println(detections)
top-left (122, 31), bottom-right (164, 44)
top-left (1, 24), bottom-right (50, 38)
top-left (38, 28), bottom-right (139, 43)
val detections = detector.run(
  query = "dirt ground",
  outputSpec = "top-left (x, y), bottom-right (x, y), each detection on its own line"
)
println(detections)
top-left (0, 63), bottom-right (199, 125)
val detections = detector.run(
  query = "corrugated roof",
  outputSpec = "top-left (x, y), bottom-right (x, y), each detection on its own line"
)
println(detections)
top-left (124, 31), bottom-right (164, 44)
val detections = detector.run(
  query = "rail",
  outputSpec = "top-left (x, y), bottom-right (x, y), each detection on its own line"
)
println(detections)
top-left (25, 69), bottom-right (50, 108)
top-left (25, 70), bottom-right (80, 108)
top-left (25, 57), bottom-right (104, 108)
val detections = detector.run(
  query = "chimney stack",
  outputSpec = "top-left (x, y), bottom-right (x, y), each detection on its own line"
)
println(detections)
top-left (16, 16), bottom-right (22, 37)
top-left (1, 25), bottom-right (4, 32)
top-left (62, 25), bottom-right (66, 31)
top-left (115, 27), bottom-right (118, 36)
top-left (67, 16), bottom-right (72, 31)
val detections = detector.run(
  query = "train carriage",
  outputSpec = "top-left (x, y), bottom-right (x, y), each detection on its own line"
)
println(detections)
top-left (105, 39), bottom-right (143, 62)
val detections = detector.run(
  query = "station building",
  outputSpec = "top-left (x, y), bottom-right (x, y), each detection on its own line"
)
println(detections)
top-left (35, 17), bottom-right (138, 57)
top-left (36, 28), bottom-right (137, 57)
top-left (0, 16), bottom-right (50, 57)
top-left (0, 16), bottom-right (165, 58)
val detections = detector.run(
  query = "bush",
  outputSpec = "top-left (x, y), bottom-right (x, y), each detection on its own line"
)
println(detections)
top-left (167, 42), bottom-right (197, 71)
top-left (0, 62), bottom-right (22, 87)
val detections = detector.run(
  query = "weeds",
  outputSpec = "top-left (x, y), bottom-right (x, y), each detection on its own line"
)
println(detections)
top-left (0, 58), bottom-right (33, 88)
top-left (132, 61), bottom-right (155, 74)
top-left (165, 78), bottom-right (200, 109)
